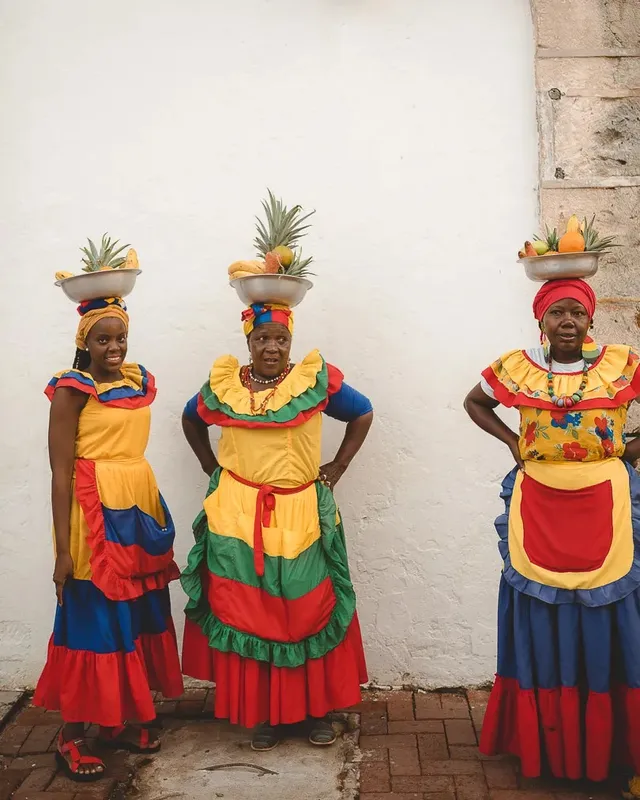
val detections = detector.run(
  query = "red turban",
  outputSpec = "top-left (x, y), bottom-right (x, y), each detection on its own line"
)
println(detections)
top-left (532, 279), bottom-right (596, 321)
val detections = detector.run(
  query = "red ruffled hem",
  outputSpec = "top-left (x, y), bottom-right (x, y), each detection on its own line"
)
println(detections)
top-left (479, 675), bottom-right (640, 780)
top-left (33, 628), bottom-right (184, 727)
top-left (182, 615), bottom-right (368, 728)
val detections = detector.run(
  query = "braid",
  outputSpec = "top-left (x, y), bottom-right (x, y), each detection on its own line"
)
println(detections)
top-left (73, 348), bottom-right (91, 371)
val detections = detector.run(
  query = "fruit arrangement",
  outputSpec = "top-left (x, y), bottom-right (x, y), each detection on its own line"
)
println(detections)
top-left (55, 234), bottom-right (138, 282)
top-left (228, 190), bottom-right (315, 281)
top-left (518, 214), bottom-right (617, 259)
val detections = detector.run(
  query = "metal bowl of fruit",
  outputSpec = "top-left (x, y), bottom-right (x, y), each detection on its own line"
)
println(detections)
top-left (230, 274), bottom-right (313, 308)
top-left (518, 215), bottom-right (615, 282)
top-left (518, 252), bottom-right (600, 282)
top-left (56, 268), bottom-right (142, 302)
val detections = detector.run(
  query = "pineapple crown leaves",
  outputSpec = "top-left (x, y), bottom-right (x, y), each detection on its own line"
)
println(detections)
top-left (534, 224), bottom-right (560, 250)
top-left (287, 248), bottom-right (315, 278)
top-left (581, 215), bottom-right (619, 252)
top-left (80, 233), bottom-right (130, 272)
top-left (253, 189), bottom-right (316, 276)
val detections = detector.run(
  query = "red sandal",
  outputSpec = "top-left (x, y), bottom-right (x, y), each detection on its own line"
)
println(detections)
top-left (99, 724), bottom-right (161, 754)
top-left (55, 734), bottom-right (105, 783)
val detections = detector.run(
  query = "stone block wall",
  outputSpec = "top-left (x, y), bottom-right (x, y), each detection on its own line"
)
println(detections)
top-left (531, 0), bottom-right (640, 426)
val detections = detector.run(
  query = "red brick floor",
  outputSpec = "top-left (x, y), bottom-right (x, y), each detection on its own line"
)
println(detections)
top-left (0, 689), bottom-right (624, 799)
top-left (354, 689), bottom-right (621, 800)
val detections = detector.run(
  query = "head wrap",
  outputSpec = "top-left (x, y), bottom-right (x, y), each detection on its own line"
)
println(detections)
top-left (242, 303), bottom-right (294, 337)
top-left (532, 279), bottom-right (596, 322)
top-left (75, 297), bottom-right (129, 350)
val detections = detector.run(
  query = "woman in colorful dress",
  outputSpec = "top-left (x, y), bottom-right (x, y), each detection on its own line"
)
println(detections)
top-left (464, 279), bottom-right (640, 792)
top-left (34, 294), bottom-right (184, 781)
top-left (181, 302), bottom-right (373, 750)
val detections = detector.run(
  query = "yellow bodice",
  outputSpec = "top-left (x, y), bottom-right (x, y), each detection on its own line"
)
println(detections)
top-left (218, 413), bottom-right (322, 487)
top-left (76, 399), bottom-right (151, 461)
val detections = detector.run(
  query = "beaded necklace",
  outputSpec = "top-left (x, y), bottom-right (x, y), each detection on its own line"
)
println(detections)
top-left (546, 351), bottom-right (589, 408)
top-left (240, 364), bottom-right (292, 415)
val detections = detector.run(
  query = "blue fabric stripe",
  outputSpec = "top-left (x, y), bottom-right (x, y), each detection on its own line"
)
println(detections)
top-left (103, 496), bottom-right (175, 555)
top-left (557, 604), bottom-right (580, 687)
top-left (184, 393), bottom-right (199, 421)
top-left (496, 576), bottom-right (640, 690)
top-left (52, 579), bottom-right (171, 654)
top-left (324, 382), bottom-right (373, 422)
top-left (51, 366), bottom-right (149, 401)
top-left (54, 371), bottom-right (95, 388)
top-left (495, 462), bottom-right (640, 607)
top-left (97, 365), bottom-right (149, 402)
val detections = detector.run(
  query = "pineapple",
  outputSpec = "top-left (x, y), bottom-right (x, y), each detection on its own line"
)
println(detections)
top-left (80, 233), bottom-right (130, 272)
top-left (254, 190), bottom-right (316, 277)
top-left (581, 215), bottom-right (618, 252)
top-left (534, 224), bottom-right (560, 253)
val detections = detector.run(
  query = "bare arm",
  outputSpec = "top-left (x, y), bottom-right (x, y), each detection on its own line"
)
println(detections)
top-left (623, 434), bottom-right (640, 465)
top-left (182, 412), bottom-right (219, 476)
top-left (321, 411), bottom-right (374, 488)
top-left (463, 383), bottom-right (523, 469)
top-left (48, 387), bottom-right (86, 603)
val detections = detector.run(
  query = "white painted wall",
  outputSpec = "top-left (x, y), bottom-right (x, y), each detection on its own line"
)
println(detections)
top-left (0, 0), bottom-right (538, 689)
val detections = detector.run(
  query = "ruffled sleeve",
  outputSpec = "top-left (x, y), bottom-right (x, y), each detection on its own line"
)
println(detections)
top-left (324, 382), bottom-right (373, 422)
top-left (481, 346), bottom-right (640, 410)
top-left (45, 364), bottom-right (156, 409)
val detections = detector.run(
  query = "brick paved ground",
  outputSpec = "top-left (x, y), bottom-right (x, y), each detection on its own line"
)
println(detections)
top-left (354, 689), bottom-right (621, 800)
top-left (0, 688), bottom-right (623, 800)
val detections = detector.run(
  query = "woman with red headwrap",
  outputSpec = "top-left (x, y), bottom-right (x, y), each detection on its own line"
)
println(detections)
top-left (180, 302), bottom-right (373, 751)
top-left (464, 279), bottom-right (640, 792)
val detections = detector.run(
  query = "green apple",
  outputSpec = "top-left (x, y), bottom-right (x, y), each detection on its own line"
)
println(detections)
top-left (532, 240), bottom-right (549, 255)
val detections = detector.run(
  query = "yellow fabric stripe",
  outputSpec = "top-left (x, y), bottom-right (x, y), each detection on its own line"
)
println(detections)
top-left (203, 470), bottom-right (321, 559)
top-left (208, 349), bottom-right (324, 415)
top-left (509, 459), bottom-right (633, 590)
top-left (94, 459), bottom-right (166, 524)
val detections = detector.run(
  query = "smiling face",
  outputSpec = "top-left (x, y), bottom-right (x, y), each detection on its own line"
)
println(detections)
top-left (542, 297), bottom-right (590, 362)
top-left (248, 322), bottom-right (292, 379)
top-left (85, 317), bottom-right (128, 379)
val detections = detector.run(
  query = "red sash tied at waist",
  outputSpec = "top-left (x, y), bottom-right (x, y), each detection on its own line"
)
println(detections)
top-left (228, 471), bottom-right (316, 577)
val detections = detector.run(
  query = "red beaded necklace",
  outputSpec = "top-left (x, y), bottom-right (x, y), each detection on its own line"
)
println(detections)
top-left (240, 364), bottom-right (292, 415)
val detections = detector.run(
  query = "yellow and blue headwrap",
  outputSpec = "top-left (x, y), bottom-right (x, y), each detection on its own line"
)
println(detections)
top-left (242, 303), bottom-right (294, 337)
top-left (75, 297), bottom-right (129, 349)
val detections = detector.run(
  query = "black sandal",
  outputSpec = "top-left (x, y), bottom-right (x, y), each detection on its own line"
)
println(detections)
top-left (99, 724), bottom-right (161, 754)
top-left (251, 723), bottom-right (280, 751)
top-left (308, 718), bottom-right (337, 746)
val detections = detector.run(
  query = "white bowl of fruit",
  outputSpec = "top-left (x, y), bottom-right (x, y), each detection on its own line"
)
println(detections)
top-left (517, 215), bottom-right (617, 282)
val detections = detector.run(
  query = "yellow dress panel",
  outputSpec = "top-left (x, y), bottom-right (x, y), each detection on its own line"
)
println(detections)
top-left (66, 398), bottom-right (164, 579)
top-left (207, 414), bottom-right (323, 557)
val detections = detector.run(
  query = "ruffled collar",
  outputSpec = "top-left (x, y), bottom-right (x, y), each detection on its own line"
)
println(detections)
top-left (45, 363), bottom-right (156, 408)
top-left (208, 350), bottom-right (325, 416)
top-left (482, 345), bottom-right (640, 410)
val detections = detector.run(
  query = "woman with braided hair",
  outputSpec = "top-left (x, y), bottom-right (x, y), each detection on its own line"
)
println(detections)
top-left (34, 296), bottom-right (183, 781)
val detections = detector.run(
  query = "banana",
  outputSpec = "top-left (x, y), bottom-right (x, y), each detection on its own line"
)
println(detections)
top-left (124, 248), bottom-right (139, 270)
top-left (55, 271), bottom-right (73, 281)
top-left (566, 214), bottom-right (581, 234)
top-left (228, 260), bottom-right (265, 277)
top-left (230, 270), bottom-right (258, 279)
